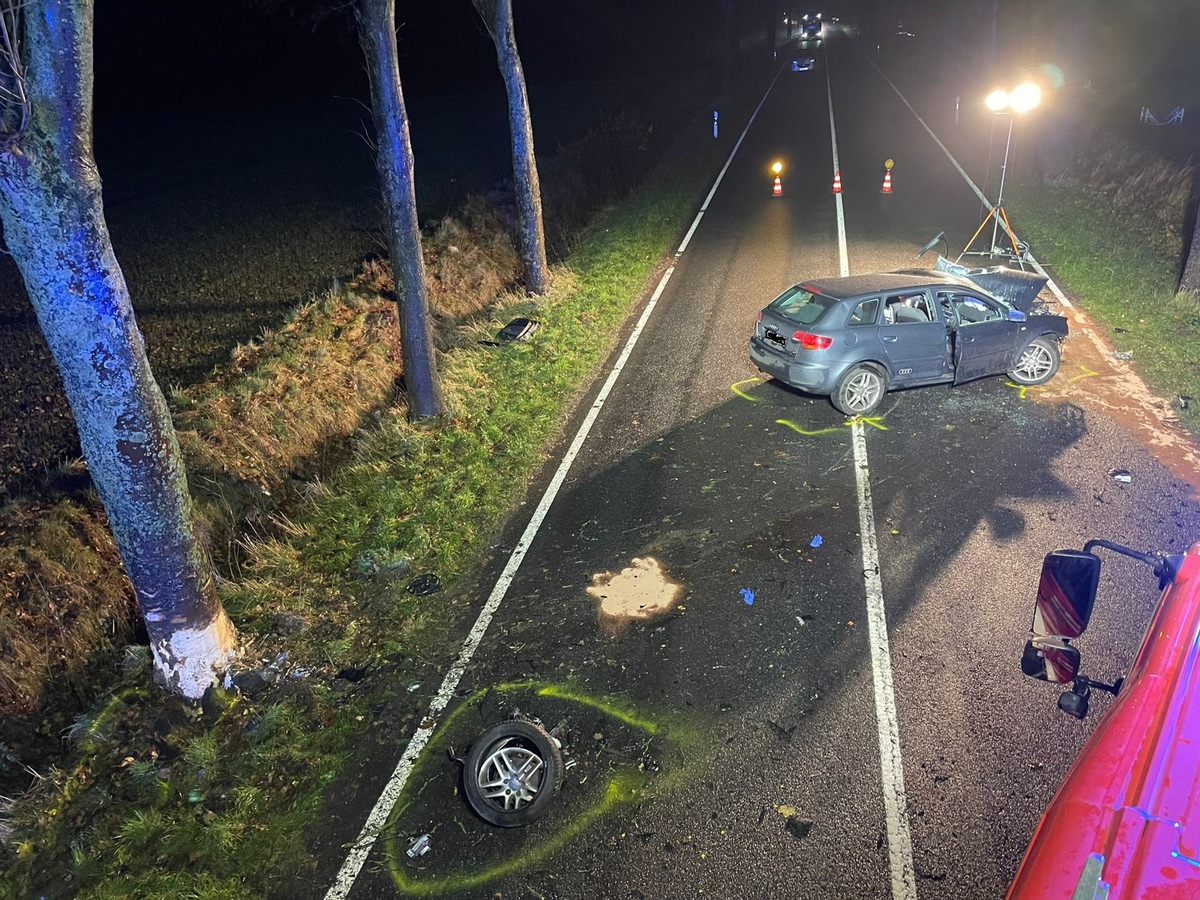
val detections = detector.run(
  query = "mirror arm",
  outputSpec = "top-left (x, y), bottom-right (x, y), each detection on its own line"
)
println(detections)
top-left (1081, 539), bottom-right (1180, 587)
top-left (1076, 673), bottom-right (1122, 697)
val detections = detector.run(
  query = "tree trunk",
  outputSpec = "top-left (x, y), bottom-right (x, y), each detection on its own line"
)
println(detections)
top-left (0, 0), bottom-right (236, 699)
top-left (356, 0), bottom-right (442, 418)
top-left (1182, 214), bottom-right (1200, 295)
top-left (473, 0), bottom-right (548, 295)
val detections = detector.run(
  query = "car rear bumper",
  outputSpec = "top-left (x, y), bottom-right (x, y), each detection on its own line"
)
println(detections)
top-left (748, 337), bottom-right (834, 393)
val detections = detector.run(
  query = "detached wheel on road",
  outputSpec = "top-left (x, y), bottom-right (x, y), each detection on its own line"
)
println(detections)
top-left (463, 718), bottom-right (563, 827)
top-left (1007, 336), bottom-right (1060, 386)
top-left (831, 364), bottom-right (887, 417)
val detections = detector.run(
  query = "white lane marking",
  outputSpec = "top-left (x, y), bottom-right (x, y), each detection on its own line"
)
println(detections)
top-left (830, 49), bottom-right (918, 900)
top-left (324, 71), bottom-right (789, 899)
top-left (852, 424), bottom-right (918, 900)
top-left (869, 62), bottom-right (1075, 312)
top-left (825, 55), bottom-right (849, 277)
top-left (677, 62), bottom-right (787, 256)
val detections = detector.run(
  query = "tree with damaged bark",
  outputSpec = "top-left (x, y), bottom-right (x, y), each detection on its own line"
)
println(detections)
top-left (356, 0), bottom-right (443, 417)
top-left (472, 0), bottom-right (548, 295)
top-left (0, 0), bottom-right (237, 698)
top-left (1183, 219), bottom-right (1200, 296)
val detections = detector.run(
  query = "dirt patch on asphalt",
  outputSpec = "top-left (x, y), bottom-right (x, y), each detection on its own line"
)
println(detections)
top-left (1039, 300), bottom-right (1200, 492)
top-left (588, 556), bottom-right (685, 635)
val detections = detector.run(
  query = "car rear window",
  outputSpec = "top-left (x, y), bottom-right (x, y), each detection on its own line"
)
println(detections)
top-left (767, 285), bottom-right (837, 326)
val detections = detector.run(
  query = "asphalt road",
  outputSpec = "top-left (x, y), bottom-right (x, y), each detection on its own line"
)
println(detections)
top-left (319, 30), bottom-right (1200, 900)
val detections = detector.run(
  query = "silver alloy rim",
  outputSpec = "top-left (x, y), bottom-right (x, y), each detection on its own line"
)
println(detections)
top-left (476, 739), bottom-right (546, 811)
top-left (1015, 343), bottom-right (1053, 381)
top-left (846, 371), bottom-right (883, 412)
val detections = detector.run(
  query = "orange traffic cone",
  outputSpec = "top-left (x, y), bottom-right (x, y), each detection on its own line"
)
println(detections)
top-left (772, 176), bottom-right (783, 196)
top-left (881, 170), bottom-right (893, 194)
top-left (832, 171), bottom-right (842, 194)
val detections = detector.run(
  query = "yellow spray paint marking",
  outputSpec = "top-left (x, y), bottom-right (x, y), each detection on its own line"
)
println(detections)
top-left (1069, 365), bottom-right (1100, 383)
top-left (731, 377), bottom-right (765, 402)
top-left (1004, 380), bottom-right (1053, 400)
top-left (776, 415), bottom-right (887, 436)
top-left (850, 415), bottom-right (888, 431)
top-left (776, 418), bottom-right (843, 437)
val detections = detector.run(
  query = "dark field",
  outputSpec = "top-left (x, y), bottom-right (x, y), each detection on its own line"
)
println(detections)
top-left (0, 80), bottom-right (675, 495)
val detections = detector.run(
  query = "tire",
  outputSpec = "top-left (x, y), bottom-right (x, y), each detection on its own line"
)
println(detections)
top-left (1007, 336), bottom-right (1060, 386)
top-left (831, 364), bottom-right (887, 417)
top-left (462, 718), bottom-right (563, 827)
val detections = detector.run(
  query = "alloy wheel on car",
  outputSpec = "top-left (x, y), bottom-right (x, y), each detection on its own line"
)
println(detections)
top-left (1008, 337), bottom-right (1060, 386)
top-left (833, 365), bottom-right (886, 416)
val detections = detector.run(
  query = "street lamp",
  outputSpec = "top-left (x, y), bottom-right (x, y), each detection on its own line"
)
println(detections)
top-left (983, 82), bottom-right (1041, 256)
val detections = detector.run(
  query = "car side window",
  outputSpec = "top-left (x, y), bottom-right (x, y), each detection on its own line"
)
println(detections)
top-left (882, 292), bottom-right (932, 325)
top-left (952, 293), bottom-right (1002, 325)
top-left (847, 297), bottom-right (881, 326)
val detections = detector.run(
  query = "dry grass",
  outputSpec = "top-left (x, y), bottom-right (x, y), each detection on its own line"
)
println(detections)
top-left (0, 496), bottom-right (133, 719)
top-left (1042, 131), bottom-right (1195, 258)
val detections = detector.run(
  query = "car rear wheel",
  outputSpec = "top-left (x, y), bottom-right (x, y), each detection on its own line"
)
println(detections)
top-left (831, 364), bottom-right (887, 416)
top-left (1007, 337), bottom-right (1060, 386)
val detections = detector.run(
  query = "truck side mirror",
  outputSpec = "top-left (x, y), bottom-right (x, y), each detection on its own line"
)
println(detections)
top-left (1032, 550), bottom-right (1101, 638)
top-left (1022, 638), bottom-right (1081, 684)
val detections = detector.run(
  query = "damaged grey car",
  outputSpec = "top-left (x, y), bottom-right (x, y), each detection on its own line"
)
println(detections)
top-left (748, 262), bottom-right (1068, 416)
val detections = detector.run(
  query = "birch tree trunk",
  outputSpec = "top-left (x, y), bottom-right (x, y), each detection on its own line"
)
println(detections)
top-left (0, 0), bottom-right (236, 699)
top-left (473, 0), bottom-right (548, 295)
top-left (357, 0), bottom-right (442, 418)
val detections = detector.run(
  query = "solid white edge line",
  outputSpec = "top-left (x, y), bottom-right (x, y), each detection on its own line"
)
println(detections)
top-left (325, 65), bottom-right (793, 900)
top-left (830, 49), bottom-right (916, 900)
top-left (852, 424), bottom-right (918, 900)
top-left (869, 61), bottom-right (1075, 312)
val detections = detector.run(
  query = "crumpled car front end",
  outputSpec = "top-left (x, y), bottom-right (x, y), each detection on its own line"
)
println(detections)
top-left (933, 255), bottom-right (1049, 312)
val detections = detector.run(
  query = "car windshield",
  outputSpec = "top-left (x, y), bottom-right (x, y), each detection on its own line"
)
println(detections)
top-left (767, 285), bottom-right (837, 325)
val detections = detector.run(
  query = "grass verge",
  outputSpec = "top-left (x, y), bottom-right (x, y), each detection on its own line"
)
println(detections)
top-left (1010, 178), bottom-right (1200, 433)
top-left (0, 127), bottom-right (722, 900)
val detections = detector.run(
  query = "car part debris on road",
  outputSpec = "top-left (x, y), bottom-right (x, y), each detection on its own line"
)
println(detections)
top-left (406, 834), bottom-right (431, 858)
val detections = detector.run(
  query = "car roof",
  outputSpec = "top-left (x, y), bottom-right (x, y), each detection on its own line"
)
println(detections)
top-left (800, 272), bottom-right (971, 300)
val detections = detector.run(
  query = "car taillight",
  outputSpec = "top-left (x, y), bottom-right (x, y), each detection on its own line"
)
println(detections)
top-left (793, 330), bottom-right (833, 350)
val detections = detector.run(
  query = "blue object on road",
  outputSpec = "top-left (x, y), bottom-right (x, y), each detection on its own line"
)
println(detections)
top-left (740, 588), bottom-right (755, 605)
top-left (810, 534), bottom-right (823, 548)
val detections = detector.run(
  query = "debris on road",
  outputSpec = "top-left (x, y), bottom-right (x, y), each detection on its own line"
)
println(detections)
top-left (1109, 468), bottom-right (1133, 484)
top-left (408, 573), bottom-right (442, 595)
top-left (810, 534), bottom-right (823, 548)
top-left (406, 833), bottom-right (432, 858)
top-left (462, 716), bottom-right (564, 827)
top-left (1112, 350), bottom-right (1134, 360)
top-left (740, 588), bottom-right (755, 605)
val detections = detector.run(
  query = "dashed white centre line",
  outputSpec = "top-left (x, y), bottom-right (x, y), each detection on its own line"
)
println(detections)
top-left (826, 44), bottom-right (918, 900)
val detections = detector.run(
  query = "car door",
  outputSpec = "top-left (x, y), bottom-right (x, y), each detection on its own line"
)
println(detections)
top-left (947, 291), bottom-right (1023, 383)
top-left (878, 290), bottom-right (948, 385)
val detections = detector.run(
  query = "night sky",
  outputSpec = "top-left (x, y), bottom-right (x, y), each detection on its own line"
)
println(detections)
top-left (92, 1), bottom-right (729, 119)
top-left (90, 1), bottom-right (1200, 115)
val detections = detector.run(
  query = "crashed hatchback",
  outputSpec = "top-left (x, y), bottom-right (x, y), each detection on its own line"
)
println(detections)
top-left (748, 262), bottom-right (1067, 416)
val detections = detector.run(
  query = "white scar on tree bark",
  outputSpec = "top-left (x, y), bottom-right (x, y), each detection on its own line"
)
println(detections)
top-left (151, 612), bottom-right (237, 699)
